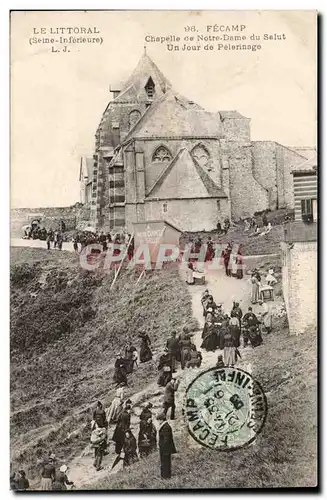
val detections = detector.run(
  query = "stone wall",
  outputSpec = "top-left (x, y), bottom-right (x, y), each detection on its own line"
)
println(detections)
top-left (251, 141), bottom-right (278, 209)
top-left (281, 240), bottom-right (317, 335)
top-left (142, 198), bottom-right (229, 232)
top-left (221, 117), bottom-right (251, 142)
top-left (11, 205), bottom-right (83, 236)
top-left (225, 142), bottom-right (269, 219)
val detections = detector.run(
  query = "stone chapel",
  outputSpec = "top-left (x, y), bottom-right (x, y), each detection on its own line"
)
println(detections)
top-left (79, 50), bottom-right (316, 232)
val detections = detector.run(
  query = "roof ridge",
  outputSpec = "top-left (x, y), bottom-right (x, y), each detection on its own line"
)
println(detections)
top-left (122, 90), bottom-right (173, 146)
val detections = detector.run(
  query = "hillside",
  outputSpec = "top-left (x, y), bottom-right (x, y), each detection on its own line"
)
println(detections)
top-left (10, 247), bottom-right (196, 481)
top-left (10, 245), bottom-right (317, 490)
top-left (86, 323), bottom-right (317, 490)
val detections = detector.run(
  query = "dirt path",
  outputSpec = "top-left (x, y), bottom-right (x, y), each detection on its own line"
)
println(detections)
top-left (63, 267), bottom-right (262, 489)
top-left (11, 238), bottom-right (74, 252)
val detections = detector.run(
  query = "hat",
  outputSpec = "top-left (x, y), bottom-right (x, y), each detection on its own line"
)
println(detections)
top-left (49, 453), bottom-right (56, 461)
top-left (60, 465), bottom-right (68, 473)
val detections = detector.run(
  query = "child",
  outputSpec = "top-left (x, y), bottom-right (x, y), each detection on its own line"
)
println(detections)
top-left (216, 354), bottom-right (225, 369)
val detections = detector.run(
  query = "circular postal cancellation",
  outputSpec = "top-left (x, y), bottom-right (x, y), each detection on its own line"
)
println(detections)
top-left (185, 367), bottom-right (267, 451)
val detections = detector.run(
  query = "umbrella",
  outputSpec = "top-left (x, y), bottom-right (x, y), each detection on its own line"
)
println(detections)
top-left (111, 453), bottom-right (124, 471)
top-left (83, 226), bottom-right (96, 233)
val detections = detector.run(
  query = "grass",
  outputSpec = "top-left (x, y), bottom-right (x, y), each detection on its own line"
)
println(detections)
top-left (86, 321), bottom-right (317, 489)
top-left (181, 208), bottom-right (293, 256)
top-left (10, 248), bottom-right (196, 480)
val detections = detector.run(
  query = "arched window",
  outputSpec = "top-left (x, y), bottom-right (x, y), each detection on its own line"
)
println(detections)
top-left (191, 144), bottom-right (210, 169)
top-left (152, 146), bottom-right (172, 163)
top-left (129, 110), bottom-right (141, 129)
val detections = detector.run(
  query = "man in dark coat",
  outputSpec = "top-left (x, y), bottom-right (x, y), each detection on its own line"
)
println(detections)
top-left (166, 331), bottom-right (179, 372)
top-left (157, 412), bottom-right (177, 479)
top-left (113, 353), bottom-right (128, 386)
top-left (179, 327), bottom-right (192, 370)
top-left (93, 401), bottom-right (108, 429)
top-left (112, 404), bottom-right (132, 455)
top-left (157, 348), bottom-right (172, 387)
top-left (163, 376), bottom-right (179, 420)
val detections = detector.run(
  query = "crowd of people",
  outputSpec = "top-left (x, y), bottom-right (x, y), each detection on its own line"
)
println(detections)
top-left (11, 452), bottom-right (75, 491)
top-left (200, 286), bottom-right (273, 367)
top-left (72, 230), bottom-right (134, 258)
top-left (89, 382), bottom-right (178, 479)
top-left (113, 332), bottom-right (152, 387)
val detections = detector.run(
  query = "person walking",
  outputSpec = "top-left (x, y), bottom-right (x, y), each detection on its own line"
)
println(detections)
top-left (251, 273), bottom-right (260, 304)
top-left (106, 387), bottom-right (125, 425)
top-left (157, 348), bottom-right (172, 387)
top-left (52, 465), bottom-right (74, 490)
top-left (40, 456), bottom-right (56, 491)
top-left (16, 470), bottom-right (30, 491)
top-left (163, 376), bottom-right (179, 420)
top-left (112, 404), bottom-right (132, 455)
top-left (157, 413), bottom-right (177, 479)
top-left (46, 233), bottom-right (51, 250)
top-left (138, 417), bottom-right (157, 458)
top-left (166, 331), bottom-right (179, 372)
top-left (258, 299), bottom-right (272, 334)
top-left (123, 429), bottom-right (138, 467)
top-left (179, 327), bottom-right (192, 370)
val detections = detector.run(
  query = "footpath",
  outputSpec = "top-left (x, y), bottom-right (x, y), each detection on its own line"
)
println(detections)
top-left (66, 265), bottom-right (283, 489)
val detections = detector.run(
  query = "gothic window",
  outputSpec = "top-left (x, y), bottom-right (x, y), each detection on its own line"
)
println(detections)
top-left (163, 202), bottom-right (168, 213)
top-left (129, 110), bottom-right (141, 129)
top-left (145, 77), bottom-right (155, 99)
top-left (191, 144), bottom-right (211, 170)
top-left (152, 146), bottom-right (172, 163)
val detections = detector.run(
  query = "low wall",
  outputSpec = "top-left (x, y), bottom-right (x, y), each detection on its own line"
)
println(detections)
top-left (281, 240), bottom-right (317, 335)
top-left (10, 206), bottom-right (84, 236)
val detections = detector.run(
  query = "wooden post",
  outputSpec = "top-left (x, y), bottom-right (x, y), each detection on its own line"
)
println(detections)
top-left (110, 232), bottom-right (134, 290)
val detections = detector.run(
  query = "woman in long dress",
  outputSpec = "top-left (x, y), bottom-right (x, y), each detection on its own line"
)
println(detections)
top-left (139, 332), bottom-right (152, 363)
top-left (201, 322), bottom-right (217, 352)
top-left (251, 274), bottom-right (260, 304)
top-left (223, 328), bottom-right (241, 367)
top-left (186, 262), bottom-right (195, 285)
top-left (106, 387), bottom-right (125, 424)
top-left (258, 300), bottom-right (272, 334)
top-left (236, 251), bottom-right (244, 279)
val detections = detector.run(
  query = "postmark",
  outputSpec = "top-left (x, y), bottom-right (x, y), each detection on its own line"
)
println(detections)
top-left (185, 367), bottom-right (267, 451)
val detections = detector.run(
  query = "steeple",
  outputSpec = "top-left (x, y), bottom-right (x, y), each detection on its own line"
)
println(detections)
top-left (117, 51), bottom-right (172, 101)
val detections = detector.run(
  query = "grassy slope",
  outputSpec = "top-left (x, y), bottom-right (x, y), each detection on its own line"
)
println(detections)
top-left (10, 248), bottom-right (196, 479)
top-left (87, 322), bottom-right (317, 489)
top-left (181, 208), bottom-right (293, 256)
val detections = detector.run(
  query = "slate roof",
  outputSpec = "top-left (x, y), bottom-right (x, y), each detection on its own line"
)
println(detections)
top-left (289, 147), bottom-right (317, 171)
top-left (113, 53), bottom-right (172, 102)
top-left (79, 157), bottom-right (94, 184)
top-left (129, 90), bottom-right (222, 139)
top-left (219, 110), bottom-right (249, 120)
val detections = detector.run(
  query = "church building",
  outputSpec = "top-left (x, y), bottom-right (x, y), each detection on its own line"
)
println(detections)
top-left (79, 50), bottom-right (316, 232)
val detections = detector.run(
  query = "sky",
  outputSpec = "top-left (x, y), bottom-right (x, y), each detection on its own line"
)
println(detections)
top-left (10, 10), bottom-right (317, 208)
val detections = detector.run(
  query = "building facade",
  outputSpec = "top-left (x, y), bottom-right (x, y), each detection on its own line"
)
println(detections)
top-left (281, 164), bottom-right (317, 335)
top-left (81, 51), bottom-right (317, 232)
